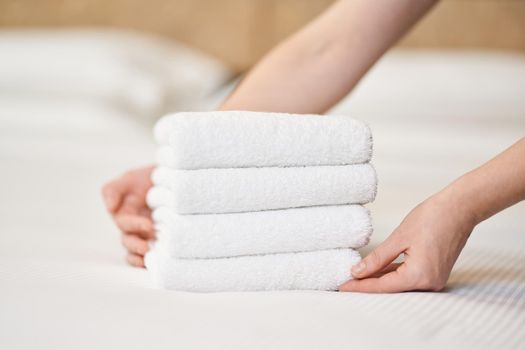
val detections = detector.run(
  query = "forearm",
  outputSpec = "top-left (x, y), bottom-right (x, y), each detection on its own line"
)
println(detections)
top-left (440, 137), bottom-right (525, 226)
top-left (221, 0), bottom-right (437, 113)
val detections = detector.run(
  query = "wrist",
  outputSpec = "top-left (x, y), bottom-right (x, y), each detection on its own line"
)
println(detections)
top-left (432, 176), bottom-right (481, 230)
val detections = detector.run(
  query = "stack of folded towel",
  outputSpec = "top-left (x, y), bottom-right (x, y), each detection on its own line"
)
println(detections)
top-left (145, 111), bottom-right (377, 292)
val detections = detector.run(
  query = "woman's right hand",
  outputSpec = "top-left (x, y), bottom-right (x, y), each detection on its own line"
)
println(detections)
top-left (339, 191), bottom-right (475, 293)
top-left (101, 165), bottom-right (155, 267)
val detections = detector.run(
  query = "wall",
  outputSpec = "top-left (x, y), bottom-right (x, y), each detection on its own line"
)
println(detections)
top-left (1, 0), bottom-right (524, 71)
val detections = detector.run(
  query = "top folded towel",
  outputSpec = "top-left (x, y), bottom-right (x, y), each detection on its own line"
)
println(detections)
top-left (154, 111), bottom-right (372, 169)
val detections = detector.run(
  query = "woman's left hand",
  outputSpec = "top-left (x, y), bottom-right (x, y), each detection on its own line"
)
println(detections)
top-left (101, 165), bottom-right (155, 268)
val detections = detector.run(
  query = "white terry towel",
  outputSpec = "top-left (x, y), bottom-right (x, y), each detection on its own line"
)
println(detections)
top-left (152, 205), bottom-right (372, 258)
top-left (147, 164), bottom-right (377, 214)
top-left (145, 245), bottom-right (360, 292)
top-left (154, 111), bottom-right (372, 169)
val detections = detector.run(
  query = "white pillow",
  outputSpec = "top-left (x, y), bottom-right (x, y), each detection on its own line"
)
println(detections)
top-left (0, 29), bottom-right (232, 118)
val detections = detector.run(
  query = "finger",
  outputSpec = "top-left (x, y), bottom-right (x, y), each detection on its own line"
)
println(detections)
top-left (126, 253), bottom-right (145, 268)
top-left (339, 270), bottom-right (412, 293)
top-left (138, 206), bottom-right (152, 217)
top-left (101, 177), bottom-right (128, 213)
top-left (120, 194), bottom-right (148, 215)
top-left (351, 236), bottom-right (405, 279)
top-left (121, 234), bottom-right (150, 256)
top-left (114, 214), bottom-right (154, 239)
top-left (369, 263), bottom-right (402, 278)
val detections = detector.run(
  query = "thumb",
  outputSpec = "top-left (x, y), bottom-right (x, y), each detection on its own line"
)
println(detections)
top-left (352, 234), bottom-right (403, 279)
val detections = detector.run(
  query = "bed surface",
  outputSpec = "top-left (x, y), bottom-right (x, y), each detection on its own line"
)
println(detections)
top-left (0, 30), bottom-right (524, 349)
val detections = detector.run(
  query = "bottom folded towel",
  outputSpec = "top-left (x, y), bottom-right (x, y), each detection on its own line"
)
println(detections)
top-left (145, 245), bottom-right (360, 292)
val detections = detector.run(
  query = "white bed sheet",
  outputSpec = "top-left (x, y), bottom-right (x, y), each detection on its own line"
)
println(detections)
top-left (0, 31), bottom-right (524, 349)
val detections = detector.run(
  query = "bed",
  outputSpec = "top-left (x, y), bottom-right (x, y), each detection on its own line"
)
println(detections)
top-left (0, 30), bottom-right (524, 350)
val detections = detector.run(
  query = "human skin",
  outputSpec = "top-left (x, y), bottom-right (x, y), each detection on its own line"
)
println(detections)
top-left (339, 137), bottom-right (525, 292)
top-left (101, 0), bottom-right (525, 292)
top-left (221, 0), bottom-right (437, 113)
top-left (102, 166), bottom-right (155, 267)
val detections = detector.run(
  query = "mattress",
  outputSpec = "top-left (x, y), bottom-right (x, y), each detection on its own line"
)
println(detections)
top-left (0, 30), bottom-right (524, 350)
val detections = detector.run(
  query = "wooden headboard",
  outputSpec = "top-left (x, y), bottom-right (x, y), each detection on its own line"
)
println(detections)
top-left (1, 0), bottom-right (524, 71)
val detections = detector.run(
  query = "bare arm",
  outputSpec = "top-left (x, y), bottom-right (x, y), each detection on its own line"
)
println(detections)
top-left (340, 137), bottom-right (525, 293)
top-left (454, 137), bottom-right (525, 224)
top-left (221, 0), bottom-right (437, 113)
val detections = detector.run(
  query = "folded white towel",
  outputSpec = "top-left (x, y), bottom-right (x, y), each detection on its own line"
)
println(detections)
top-left (147, 164), bottom-right (377, 214)
top-left (154, 111), bottom-right (372, 169)
top-left (152, 205), bottom-right (372, 258)
top-left (145, 245), bottom-right (360, 292)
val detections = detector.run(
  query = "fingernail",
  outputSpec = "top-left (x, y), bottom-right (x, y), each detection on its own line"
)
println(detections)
top-left (352, 261), bottom-right (366, 275)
